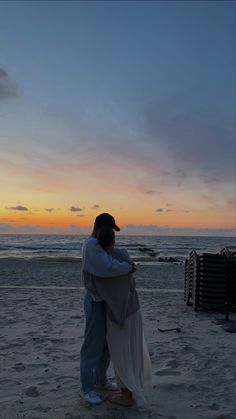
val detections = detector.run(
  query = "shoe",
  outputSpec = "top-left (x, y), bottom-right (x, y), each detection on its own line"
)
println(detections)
top-left (95, 380), bottom-right (119, 392)
top-left (108, 392), bottom-right (134, 407)
top-left (82, 390), bottom-right (103, 405)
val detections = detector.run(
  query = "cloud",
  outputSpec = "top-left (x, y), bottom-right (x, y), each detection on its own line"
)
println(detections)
top-left (0, 157), bottom-right (71, 194)
top-left (143, 92), bottom-right (236, 184)
top-left (76, 214), bottom-right (85, 217)
top-left (92, 204), bottom-right (100, 210)
top-left (6, 205), bottom-right (29, 211)
top-left (145, 190), bottom-right (156, 194)
top-left (124, 224), bottom-right (236, 237)
top-left (228, 198), bottom-right (236, 209)
top-left (0, 222), bottom-right (90, 234)
top-left (0, 223), bottom-right (12, 230)
top-left (0, 69), bottom-right (7, 77)
top-left (0, 68), bottom-right (18, 101)
top-left (69, 224), bottom-right (80, 229)
top-left (204, 177), bottom-right (219, 184)
top-left (156, 207), bottom-right (173, 213)
top-left (45, 208), bottom-right (54, 212)
top-left (199, 194), bottom-right (216, 207)
top-left (0, 221), bottom-right (235, 236)
top-left (177, 169), bottom-right (187, 177)
top-left (69, 206), bottom-right (83, 212)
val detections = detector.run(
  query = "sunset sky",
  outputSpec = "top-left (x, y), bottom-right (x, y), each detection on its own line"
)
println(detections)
top-left (0, 1), bottom-right (235, 236)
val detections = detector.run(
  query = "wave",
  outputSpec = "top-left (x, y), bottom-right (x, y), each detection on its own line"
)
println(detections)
top-left (0, 256), bottom-right (82, 262)
top-left (0, 255), bottom-right (183, 264)
top-left (1, 235), bottom-right (235, 263)
top-left (117, 243), bottom-right (150, 248)
top-left (0, 242), bottom-right (82, 251)
top-left (32, 256), bottom-right (82, 262)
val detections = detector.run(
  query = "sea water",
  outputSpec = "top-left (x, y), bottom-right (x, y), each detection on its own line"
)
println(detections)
top-left (0, 234), bottom-right (235, 264)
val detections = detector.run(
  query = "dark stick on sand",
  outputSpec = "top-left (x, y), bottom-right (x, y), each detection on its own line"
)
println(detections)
top-left (158, 327), bottom-right (181, 333)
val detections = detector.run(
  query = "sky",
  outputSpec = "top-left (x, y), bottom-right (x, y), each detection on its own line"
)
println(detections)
top-left (0, 0), bottom-right (235, 236)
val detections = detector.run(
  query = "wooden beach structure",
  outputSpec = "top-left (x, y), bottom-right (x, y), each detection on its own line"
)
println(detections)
top-left (184, 248), bottom-right (236, 317)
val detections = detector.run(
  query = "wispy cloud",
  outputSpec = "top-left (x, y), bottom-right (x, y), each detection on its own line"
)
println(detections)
top-left (69, 206), bottom-right (83, 212)
top-left (0, 157), bottom-right (70, 193)
top-left (92, 204), bottom-right (100, 210)
top-left (0, 68), bottom-right (18, 101)
top-left (69, 224), bottom-right (80, 229)
top-left (177, 169), bottom-right (187, 177)
top-left (5, 205), bottom-right (29, 211)
top-left (143, 93), bottom-right (236, 184)
top-left (145, 190), bottom-right (156, 195)
top-left (0, 222), bottom-right (91, 234)
top-left (124, 224), bottom-right (236, 237)
top-left (204, 177), bottom-right (219, 184)
top-left (156, 207), bottom-right (173, 213)
top-left (0, 223), bottom-right (11, 230)
top-left (228, 198), bottom-right (236, 209)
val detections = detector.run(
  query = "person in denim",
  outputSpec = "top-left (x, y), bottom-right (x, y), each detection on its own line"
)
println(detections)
top-left (80, 213), bottom-right (133, 405)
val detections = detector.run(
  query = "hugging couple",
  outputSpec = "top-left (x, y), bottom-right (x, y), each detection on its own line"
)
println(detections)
top-left (80, 213), bottom-right (152, 407)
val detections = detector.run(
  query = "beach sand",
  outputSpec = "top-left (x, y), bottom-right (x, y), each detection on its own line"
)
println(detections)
top-left (0, 259), bottom-right (235, 419)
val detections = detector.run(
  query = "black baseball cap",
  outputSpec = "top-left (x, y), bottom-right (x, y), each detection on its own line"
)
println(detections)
top-left (94, 213), bottom-right (120, 232)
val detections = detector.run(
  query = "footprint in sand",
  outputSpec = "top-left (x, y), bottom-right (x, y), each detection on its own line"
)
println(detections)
top-left (213, 415), bottom-right (235, 419)
top-left (166, 359), bottom-right (179, 368)
top-left (208, 402), bottom-right (220, 411)
top-left (155, 368), bottom-right (181, 376)
top-left (158, 383), bottom-right (185, 392)
top-left (157, 416), bottom-right (177, 419)
top-left (13, 362), bottom-right (25, 372)
top-left (24, 386), bottom-right (40, 397)
top-left (204, 359), bottom-right (217, 368)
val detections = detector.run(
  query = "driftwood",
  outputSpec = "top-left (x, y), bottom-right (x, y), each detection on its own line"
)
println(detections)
top-left (158, 327), bottom-right (181, 333)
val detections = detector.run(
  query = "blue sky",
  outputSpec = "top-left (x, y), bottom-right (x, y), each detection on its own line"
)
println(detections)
top-left (0, 1), bottom-right (235, 235)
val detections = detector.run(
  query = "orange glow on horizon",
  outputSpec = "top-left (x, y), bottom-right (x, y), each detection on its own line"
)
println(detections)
top-left (1, 207), bottom-right (235, 232)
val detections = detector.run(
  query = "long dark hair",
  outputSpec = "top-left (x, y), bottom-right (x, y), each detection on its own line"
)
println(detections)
top-left (97, 227), bottom-right (115, 249)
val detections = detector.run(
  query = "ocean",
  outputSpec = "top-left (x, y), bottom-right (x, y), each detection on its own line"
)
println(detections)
top-left (0, 234), bottom-right (235, 264)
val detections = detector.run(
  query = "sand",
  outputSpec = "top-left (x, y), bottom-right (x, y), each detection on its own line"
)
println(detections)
top-left (0, 259), bottom-right (235, 419)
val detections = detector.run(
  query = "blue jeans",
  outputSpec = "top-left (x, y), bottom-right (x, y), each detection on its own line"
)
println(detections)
top-left (80, 292), bottom-right (110, 394)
